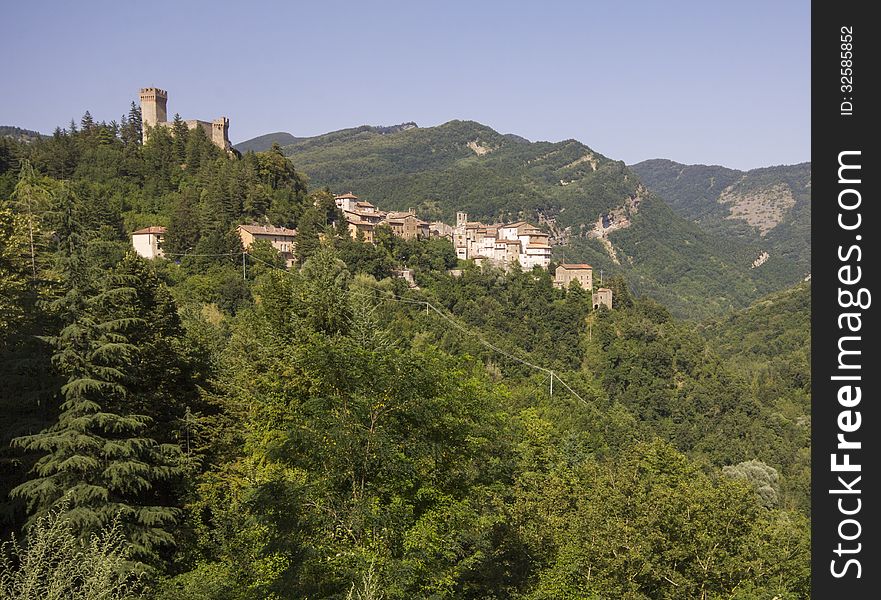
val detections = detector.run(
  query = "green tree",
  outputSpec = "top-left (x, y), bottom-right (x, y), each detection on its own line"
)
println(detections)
top-left (295, 189), bottom-right (345, 263)
top-left (171, 114), bottom-right (188, 163)
top-left (10, 199), bottom-right (182, 563)
top-left (164, 187), bottom-right (201, 256)
top-left (0, 503), bottom-right (143, 600)
top-left (722, 459), bottom-right (781, 509)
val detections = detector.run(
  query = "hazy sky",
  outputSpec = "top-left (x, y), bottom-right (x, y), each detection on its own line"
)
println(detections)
top-left (2, 0), bottom-right (809, 170)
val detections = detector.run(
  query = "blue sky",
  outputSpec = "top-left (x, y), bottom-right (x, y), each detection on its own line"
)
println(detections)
top-left (2, 0), bottom-right (809, 170)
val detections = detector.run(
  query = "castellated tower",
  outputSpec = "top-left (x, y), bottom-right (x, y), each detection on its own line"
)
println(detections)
top-left (139, 88), bottom-right (168, 140)
top-left (212, 117), bottom-right (231, 151)
top-left (138, 86), bottom-right (231, 151)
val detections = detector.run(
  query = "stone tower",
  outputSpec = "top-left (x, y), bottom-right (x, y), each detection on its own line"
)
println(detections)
top-left (212, 117), bottom-right (231, 151)
top-left (456, 212), bottom-right (468, 228)
top-left (139, 87), bottom-right (168, 140)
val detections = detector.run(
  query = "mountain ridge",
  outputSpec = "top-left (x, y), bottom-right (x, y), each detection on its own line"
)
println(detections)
top-left (266, 119), bottom-right (805, 318)
top-left (630, 158), bottom-right (811, 283)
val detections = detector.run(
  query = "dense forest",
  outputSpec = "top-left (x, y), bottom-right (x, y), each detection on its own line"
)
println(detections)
top-left (0, 106), bottom-right (809, 598)
top-left (631, 159), bottom-right (811, 287)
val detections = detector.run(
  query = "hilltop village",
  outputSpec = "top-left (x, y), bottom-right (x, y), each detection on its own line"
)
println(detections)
top-left (131, 87), bottom-right (611, 307)
top-left (133, 189), bottom-right (611, 308)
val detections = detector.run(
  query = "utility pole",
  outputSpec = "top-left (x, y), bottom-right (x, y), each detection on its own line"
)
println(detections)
top-left (549, 371), bottom-right (554, 397)
top-left (242, 252), bottom-right (247, 281)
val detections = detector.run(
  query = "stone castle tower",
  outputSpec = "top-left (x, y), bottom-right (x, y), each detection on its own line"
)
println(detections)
top-left (139, 87), bottom-right (231, 151)
top-left (139, 88), bottom-right (168, 138)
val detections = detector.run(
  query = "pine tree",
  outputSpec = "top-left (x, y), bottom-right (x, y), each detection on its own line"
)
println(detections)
top-left (11, 160), bottom-right (53, 280)
top-left (80, 111), bottom-right (95, 134)
top-left (11, 192), bottom-right (181, 564)
top-left (171, 113), bottom-right (188, 163)
top-left (164, 187), bottom-right (201, 256)
top-left (121, 102), bottom-right (142, 147)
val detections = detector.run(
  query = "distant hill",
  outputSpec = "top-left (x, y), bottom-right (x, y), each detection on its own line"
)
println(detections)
top-left (0, 125), bottom-right (46, 143)
top-left (235, 122), bottom-right (418, 154)
top-left (234, 132), bottom-right (301, 153)
top-left (631, 159), bottom-right (811, 283)
top-left (277, 119), bottom-right (804, 318)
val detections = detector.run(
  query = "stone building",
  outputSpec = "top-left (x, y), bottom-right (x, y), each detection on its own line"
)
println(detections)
top-left (334, 193), bottom-right (430, 243)
top-left (453, 212), bottom-right (551, 270)
top-left (429, 221), bottom-right (454, 239)
top-left (384, 210), bottom-right (430, 241)
top-left (593, 287), bottom-right (613, 310)
top-left (238, 224), bottom-right (297, 268)
top-left (554, 263), bottom-right (593, 289)
top-left (131, 226), bottom-right (166, 259)
top-left (139, 87), bottom-right (231, 151)
top-left (334, 193), bottom-right (382, 242)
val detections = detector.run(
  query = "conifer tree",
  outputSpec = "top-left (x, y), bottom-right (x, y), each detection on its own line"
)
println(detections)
top-left (11, 190), bottom-right (181, 564)
top-left (121, 102), bottom-right (142, 147)
top-left (171, 113), bottom-right (188, 163)
top-left (80, 111), bottom-right (95, 134)
top-left (164, 186), bottom-right (201, 256)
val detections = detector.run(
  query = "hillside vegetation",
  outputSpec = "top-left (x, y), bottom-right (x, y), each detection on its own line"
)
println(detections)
top-left (233, 131), bottom-right (300, 153)
top-left (631, 159), bottom-right (811, 285)
top-left (0, 105), bottom-right (811, 598)
top-left (273, 121), bottom-right (804, 318)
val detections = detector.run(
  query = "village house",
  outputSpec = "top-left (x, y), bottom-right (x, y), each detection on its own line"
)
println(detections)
top-left (554, 263), bottom-right (593, 289)
top-left (593, 287), bottom-right (613, 310)
top-left (334, 193), bottom-right (431, 243)
top-left (429, 221), bottom-right (454, 239)
top-left (335, 193), bottom-right (384, 243)
top-left (453, 212), bottom-right (551, 270)
top-left (131, 226), bottom-right (166, 259)
top-left (384, 210), bottom-right (430, 241)
top-left (237, 224), bottom-right (297, 268)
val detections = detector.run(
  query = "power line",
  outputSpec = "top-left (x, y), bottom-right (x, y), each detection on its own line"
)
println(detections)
top-left (163, 251), bottom-right (241, 258)
top-left (241, 250), bottom-right (588, 406)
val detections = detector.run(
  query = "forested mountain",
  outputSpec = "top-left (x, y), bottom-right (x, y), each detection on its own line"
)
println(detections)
top-left (0, 126), bottom-right (46, 144)
top-left (0, 104), bottom-right (810, 598)
top-left (274, 120), bottom-right (804, 318)
top-left (234, 123), bottom-right (421, 154)
top-left (631, 159), bottom-right (811, 284)
top-left (233, 131), bottom-right (300, 153)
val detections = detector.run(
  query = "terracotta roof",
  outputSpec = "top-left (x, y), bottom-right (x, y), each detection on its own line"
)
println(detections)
top-left (345, 209), bottom-right (384, 220)
top-left (596, 287), bottom-right (612, 292)
top-left (238, 224), bottom-right (297, 236)
top-left (132, 226), bottom-right (166, 235)
top-left (335, 192), bottom-right (359, 200)
top-left (355, 201), bottom-right (376, 208)
top-left (558, 263), bottom-right (593, 269)
top-left (527, 243), bottom-right (551, 249)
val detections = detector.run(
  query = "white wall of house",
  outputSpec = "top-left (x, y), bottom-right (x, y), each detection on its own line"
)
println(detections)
top-left (132, 233), bottom-right (162, 259)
